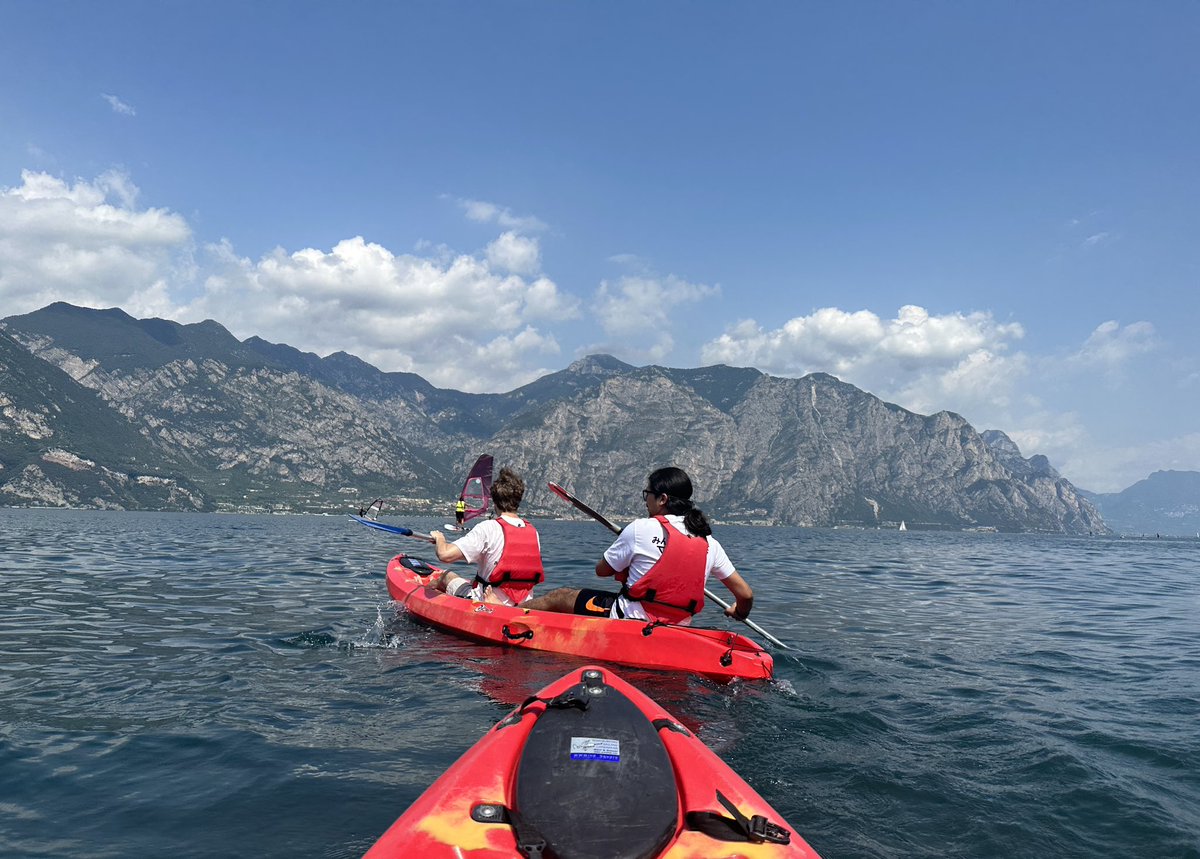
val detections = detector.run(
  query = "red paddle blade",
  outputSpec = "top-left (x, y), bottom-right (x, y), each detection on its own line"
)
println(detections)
top-left (546, 482), bottom-right (621, 534)
top-left (547, 482), bottom-right (572, 502)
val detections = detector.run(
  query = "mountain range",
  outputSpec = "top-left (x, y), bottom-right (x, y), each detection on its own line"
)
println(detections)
top-left (1081, 471), bottom-right (1200, 537)
top-left (1, 302), bottom-right (1112, 533)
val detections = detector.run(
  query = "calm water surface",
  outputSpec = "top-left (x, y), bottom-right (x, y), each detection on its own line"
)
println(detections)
top-left (1, 510), bottom-right (1197, 857)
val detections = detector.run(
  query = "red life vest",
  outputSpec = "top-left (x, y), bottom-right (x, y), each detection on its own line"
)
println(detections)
top-left (620, 516), bottom-right (708, 623)
top-left (478, 517), bottom-right (544, 603)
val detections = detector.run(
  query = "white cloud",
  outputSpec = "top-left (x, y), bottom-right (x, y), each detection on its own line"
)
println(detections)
top-left (457, 198), bottom-right (548, 232)
top-left (897, 349), bottom-right (1033, 418)
top-left (1068, 320), bottom-right (1156, 370)
top-left (700, 304), bottom-right (1046, 463)
top-left (427, 326), bottom-right (561, 393)
top-left (0, 169), bottom-right (582, 391)
top-left (1006, 414), bottom-right (1089, 463)
top-left (183, 235), bottom-right (578, 391)
top-left (606, 253), bottom-right (654, 275)
top-left (0, 169), bottom-right (191, 316)
top-left (4, 165), bottom-right (1191, 493)
top-left (101, 93), bottom-right (136, 116)
top-left (702, 304), bottom-right (1025, 402)
top-left (700, 305), bottom-right (1200, 491)
top-left (486, 231), bottom-right (541, 275)
top-left (593, 274), bottom-right (719, 361)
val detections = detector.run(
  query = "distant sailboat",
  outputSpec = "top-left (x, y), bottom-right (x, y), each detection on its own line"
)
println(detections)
top-left (899, 520), bottom-right (907, 531)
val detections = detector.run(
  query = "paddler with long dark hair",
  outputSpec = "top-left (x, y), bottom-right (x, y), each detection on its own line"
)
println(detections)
top-left (522, 466), bottom-right (754, 625)
top-left (430, 467), bottom-right (544, 605)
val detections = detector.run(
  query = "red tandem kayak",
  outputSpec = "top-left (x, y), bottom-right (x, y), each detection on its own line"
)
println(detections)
top-left (385, 554), bottom-right (774, 682)
top-left (363, 664), bottom-right (822, 859)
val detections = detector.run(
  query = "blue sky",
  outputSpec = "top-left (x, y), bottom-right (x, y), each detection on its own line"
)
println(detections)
top-left (1, 2), bottom-right (1197, 492)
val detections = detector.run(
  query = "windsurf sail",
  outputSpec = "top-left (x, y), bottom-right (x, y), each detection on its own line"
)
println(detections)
top-left (355, 497), bottom-right (413, 525)
top-left (358, 498), bottom-right (388, 520)
top-left (458, 454), bottom-right (494, 523)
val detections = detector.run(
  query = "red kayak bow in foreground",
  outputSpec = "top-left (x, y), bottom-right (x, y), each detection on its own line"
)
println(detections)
top-left (364, 664), bottom-right (821, 858)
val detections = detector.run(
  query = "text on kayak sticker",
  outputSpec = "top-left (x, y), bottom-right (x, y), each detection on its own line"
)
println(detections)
top-left (569, 737), bottom-right (620, 762)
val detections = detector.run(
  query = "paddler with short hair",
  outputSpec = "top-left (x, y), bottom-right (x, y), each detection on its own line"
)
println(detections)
top-left (431, 467), bottom-right (544, 606)
top-left (521, 466), bottom-right (753, 625)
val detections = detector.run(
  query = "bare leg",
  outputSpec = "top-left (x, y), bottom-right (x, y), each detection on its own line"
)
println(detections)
top-left (521, 588), bottom-right (582, 613)
top-left (436, 571), bottom-right (471, 596)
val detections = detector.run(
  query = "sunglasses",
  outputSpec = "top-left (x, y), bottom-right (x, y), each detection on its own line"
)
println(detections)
top-left (642, 489), bottom-right (660, 501)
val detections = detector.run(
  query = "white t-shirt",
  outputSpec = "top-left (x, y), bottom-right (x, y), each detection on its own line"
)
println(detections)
top-left (453, 514), bottom-right (540, 605)
top-left (602, 514), bottom-right (735, 622)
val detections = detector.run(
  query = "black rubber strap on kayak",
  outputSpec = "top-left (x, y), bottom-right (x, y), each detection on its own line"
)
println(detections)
top-left (546, 687), bottom-right (591, 712)
top-left (506, 805), bottom-right (549, 858)
top-left (502, 625), bottom-right (535, 641)
top-left (652, 717), bottom-right (690, 735)
top-left (498, 685), bottom-right (590, 730)
top-left (496, 695), bottom-right (542, 729)
top-left (467, 804), bottom-right (548, 858)
top-left (684, 790), bottom-right (791, 845)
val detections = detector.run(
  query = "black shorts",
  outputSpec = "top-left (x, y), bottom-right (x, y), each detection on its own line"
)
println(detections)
top-left (572, 588), bottom-right (622, 618)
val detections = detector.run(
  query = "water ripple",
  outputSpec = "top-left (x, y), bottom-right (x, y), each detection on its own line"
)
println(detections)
top-left (1, 511), bottom-right (1198, 857)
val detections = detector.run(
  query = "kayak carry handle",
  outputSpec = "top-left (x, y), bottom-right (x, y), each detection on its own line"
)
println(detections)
top-left (502, 625), bottom-right (535, 642)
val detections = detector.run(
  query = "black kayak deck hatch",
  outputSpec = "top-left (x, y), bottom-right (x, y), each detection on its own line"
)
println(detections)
top-left (513, 669), bottom-right (679, 859)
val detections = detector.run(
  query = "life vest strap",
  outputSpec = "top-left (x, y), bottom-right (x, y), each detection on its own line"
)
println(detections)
top-left (641, 587), bottom-right (699, 614)
top-left (621, 582), bottom-right (699, 614)
top-left (476, 571), bottom-right (543, 587)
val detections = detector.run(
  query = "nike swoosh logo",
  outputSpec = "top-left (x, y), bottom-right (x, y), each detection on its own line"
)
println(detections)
top-left (584, 596), bottom-right (605, 613)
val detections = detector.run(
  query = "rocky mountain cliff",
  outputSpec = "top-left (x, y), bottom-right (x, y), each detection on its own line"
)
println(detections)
top-left (1, 302), bottom-right (1107, 533)
top-left (0, 327), bottom-right (206, 509)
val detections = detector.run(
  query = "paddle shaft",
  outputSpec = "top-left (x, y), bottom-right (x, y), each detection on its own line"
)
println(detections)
top-left (350, 515), bottom-right (435, 543)
top-left (545, 483), bottom-right (792, 649)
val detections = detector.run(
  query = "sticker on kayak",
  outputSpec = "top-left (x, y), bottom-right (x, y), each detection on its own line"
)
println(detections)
top-left (569, 737), bottom-right (620, 762)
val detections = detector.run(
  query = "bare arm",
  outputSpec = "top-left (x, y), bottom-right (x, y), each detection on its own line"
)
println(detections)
top-left (595, 558), bottom-right (621, 578)
top-left (720, 572), bottom-right (754, 620)
top-left (430, 531), bottom-right (467, 565)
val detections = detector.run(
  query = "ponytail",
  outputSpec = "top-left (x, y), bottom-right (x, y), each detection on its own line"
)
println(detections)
top-left (679, 499), bottom-right (713, 538)
top-left (646, 466), bottom-right (712, 537)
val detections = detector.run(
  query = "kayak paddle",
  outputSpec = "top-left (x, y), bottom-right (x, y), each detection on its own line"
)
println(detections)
top-left (544, 482), bottom-right (792, 649)
top-left (547, 481), bottom-right (621, 535)
top-left (349, 514), bottom-right (435, 543)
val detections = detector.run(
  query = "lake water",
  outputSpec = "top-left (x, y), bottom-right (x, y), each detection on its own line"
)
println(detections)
top-left (1, 509), bottom-right (1197, 858)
